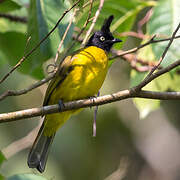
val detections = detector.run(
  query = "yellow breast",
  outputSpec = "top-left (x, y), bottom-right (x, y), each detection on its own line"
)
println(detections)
top-left (44, 46), bottom-right (108, 136)
top-left (49, 46), bottom-right (108, 104)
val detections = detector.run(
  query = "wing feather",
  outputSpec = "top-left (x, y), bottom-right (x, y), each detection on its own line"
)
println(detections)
top-left (43, 55), bottom-right (73, 106)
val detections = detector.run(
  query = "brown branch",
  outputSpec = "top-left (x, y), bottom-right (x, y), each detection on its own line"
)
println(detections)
top-left (0, 73), bottom-right (55, 101)
top-left (82, 0), bottom-right (104, 45)
top-left (138, 8), bottom-right (153, 34)
top-left (134, 22), bottom-right (180, 90)
top-left (117, 31), bottom-right (148, 39)
top-left (130, 64), bottom-right (152, 72)
top-left (66, 0), bottom-right (94, 53)
top-left (110, 35), bottom-right (180, 60)
top-left (0, 58), bottom-right (179, 123)
top-left (112, 49), bottom-right (159, 71)
top-left (1, 33), bottom-right (180, 101)
top-left (54, 9), bottom-right (76, 64)
top-left (0, 0), bottom-right (80, 84)
top-left (133, 59), bottom-right (180, 90)
top-left (104, 157), bottom-right (129, 180)
top-left (1, 90), bottom-right (180, 123)
top-left (0, 13), bottom-right (27, 23)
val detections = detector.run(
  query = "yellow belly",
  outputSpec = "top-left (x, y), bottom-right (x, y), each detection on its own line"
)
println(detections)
top-left (44, 46), bottom-right (108, 136)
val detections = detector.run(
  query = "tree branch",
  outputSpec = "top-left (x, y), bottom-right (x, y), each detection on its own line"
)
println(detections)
top-left (0, 13), bottom-right (27, 23)
top-left (135, 59), bottom-right (180, 88)
top-left (0, 57), bottom-right (179, 123)
top-left (110, 35), bottom-right (180, 60)
top-left (65, 0), bottom-right (94, 53)
top-left (134, 22), bottom-right (180, 90)
top-left (0, 90), bottom-right (180, 123)
top-left (0, 73), bottom-right (55, 101)
top-left (0, 0), bottom-right (80, 84)
top-left (81, 0), bottom-right (104, 45)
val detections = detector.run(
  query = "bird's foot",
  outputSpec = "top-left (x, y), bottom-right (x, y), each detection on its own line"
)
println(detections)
top-left (58, 99), bottom-right (65, 111)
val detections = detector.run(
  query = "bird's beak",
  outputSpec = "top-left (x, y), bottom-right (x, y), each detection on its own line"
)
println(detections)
top-left (111, 38), bottom-right (122, 44)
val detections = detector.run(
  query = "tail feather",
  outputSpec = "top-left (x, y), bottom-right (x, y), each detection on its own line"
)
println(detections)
top-left (28, 123), bottom-right (55, 173)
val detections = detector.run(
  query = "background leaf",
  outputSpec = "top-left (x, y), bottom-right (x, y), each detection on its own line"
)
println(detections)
top-left (7, 174), bottom-right (48, 180)
top-left (130, 0), bottom-right (180, 117)
top-left (77, 0), bottom-right (155, 48)
top-left (147, 0), bottom-right (180, 67)
top-left (0, 32), bottom-right (39, 77)
top-left (0, 151), bottom-right (6, 166)
top-left (25, 0), bottom-right (74, 79)
top-left (0, 0), bottom-right (21, 13)
top-left (75, 0), bottom-right (155, 67)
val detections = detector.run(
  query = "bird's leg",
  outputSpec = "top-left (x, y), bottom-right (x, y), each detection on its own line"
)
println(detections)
top-left (93, 91), bottom-right (100, 137)
top-left (89, 96), bottom-right (96, 109)
top-left (58, 99), bottom-right (65, 112)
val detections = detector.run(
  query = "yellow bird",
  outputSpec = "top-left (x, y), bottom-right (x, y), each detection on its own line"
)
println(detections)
top-left (28, 15), bottom-right (122, 173)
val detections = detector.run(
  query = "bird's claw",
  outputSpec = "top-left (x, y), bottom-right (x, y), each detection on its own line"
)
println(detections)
top-left (58, 99), bottom-right (65, 111)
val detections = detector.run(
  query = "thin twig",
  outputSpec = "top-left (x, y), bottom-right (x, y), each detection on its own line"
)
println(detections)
top-left (0, 13), bottom-right (27, 23)
top-left (104, 157), bottom-right (129, 180)
top-left (0, 0), bottom-right (80, 84)
top-left (54, 9), bottom-right (77, 64)
top-left (117, 31), bottom-right (148, 39)
top-left (82, 0), bottom-right (104, 45)
top-left (0, 73), bottom-right (55, 101)
top-left (0, 59), bottom-right (180, 123)
top-left (23, 36), bottom-right (31, 56)
top-left (134, 59), bottom-right (180, 88)
top-left (112, 49), bottom-right (158, 68)
top-left (66, 0), bottom-right (94, 52)
top-left (110, 35), bottom-right (180, 60)
top-left (1, 34), bottom-right (180, 101)
top-left (1, 90), bottom-right (180, 123)
top-left (138, 8), bottom-right (153, 34)
top-left (134, 22), bottom-right (180, 90)
top-left (93, 91), bottom-right (100, 137)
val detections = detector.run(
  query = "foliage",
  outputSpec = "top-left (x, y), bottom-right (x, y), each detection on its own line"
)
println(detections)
top-left (131, 0), bottom-right (180, 117)
top-left (7, 174), bottom-right (48, 180)
top-left (0, 151), bottom-right (6, 167)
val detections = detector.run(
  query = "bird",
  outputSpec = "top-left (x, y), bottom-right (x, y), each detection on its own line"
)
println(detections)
top-left (27, 15), bottom-right (122, 173)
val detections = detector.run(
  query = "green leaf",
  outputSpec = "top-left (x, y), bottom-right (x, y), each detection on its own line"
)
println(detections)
top-left (130, 42), bottom-right (160, 118)
top-left (130, 0), bottom-right (180, 117)
top-left (76, 0), bottom-right (155, 66)
top-left (134, 97), bottom-right (160, 119)
top-left (0, 51), bottom-right (7, 66)
top-left (25, 0), bottom-right (74, 79)
top-left (131, 39), bottom-right (180, 118)
top-left (0, 0), bottom-right (21, 13)
top-left (7, 174), bottom-right (48, 180)
top-left (0, 7), bottom-right (27, 33)
top-left (0, 174), bottom-right (5, 180)
top-left (11, 0), bottom-right (29, 6)
top-left (0, 151), bottom-right (6, 166)
top-left (147, 0), bottom-right (180, 67)
top-left (0, 31), bottom-right (44, 79)
top-left (0, 0), bottom-right (75, 79)
top-left (78, 0), bottom-right (84, 8)
top-left (77, 0), bottom-right (155, 44)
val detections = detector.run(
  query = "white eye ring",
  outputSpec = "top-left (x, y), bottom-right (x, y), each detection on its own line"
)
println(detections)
top-left (100, 36), bottom-right (105, 41)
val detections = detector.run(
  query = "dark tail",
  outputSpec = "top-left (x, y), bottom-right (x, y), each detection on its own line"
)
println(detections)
top-left (27, 123), bottom-right (55, 173)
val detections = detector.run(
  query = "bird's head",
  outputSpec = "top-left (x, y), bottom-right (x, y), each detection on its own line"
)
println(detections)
top-left (86, 15), bottom-right (122, 52)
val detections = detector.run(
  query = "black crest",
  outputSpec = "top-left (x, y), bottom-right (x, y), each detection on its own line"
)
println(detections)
top-left (86, 15), bottom-right (122, 52)
top-left (101, 15), bottom-right (114, 33)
